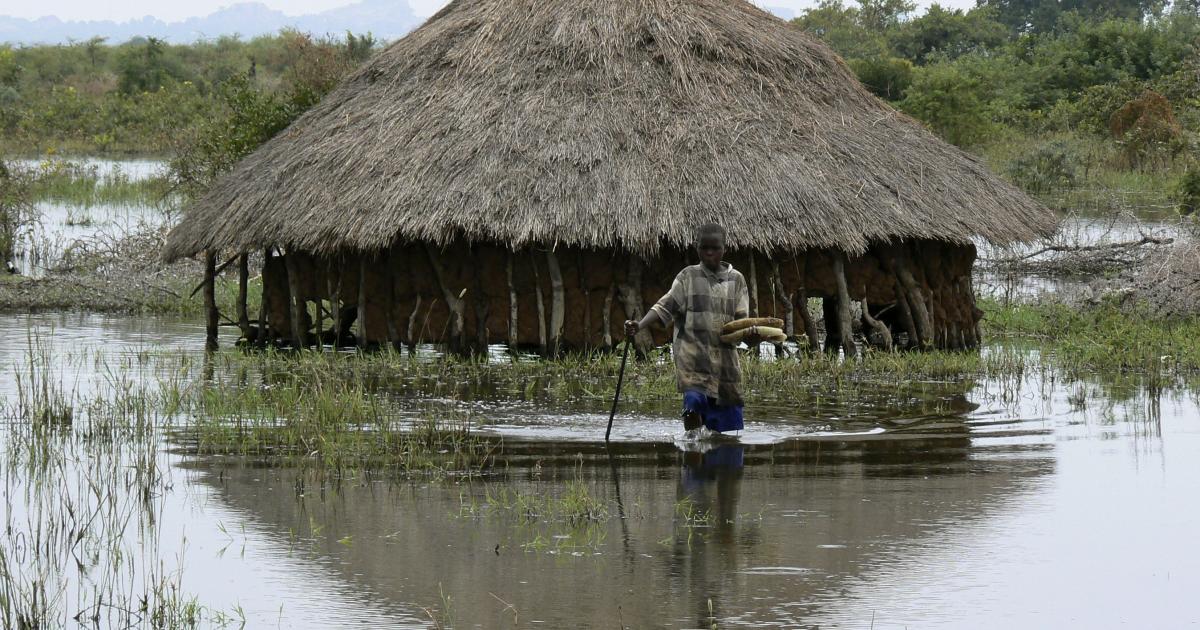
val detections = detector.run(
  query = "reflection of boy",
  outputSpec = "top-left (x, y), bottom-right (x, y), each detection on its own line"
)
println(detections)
top-left (624, 223), bottom-right (749, 433)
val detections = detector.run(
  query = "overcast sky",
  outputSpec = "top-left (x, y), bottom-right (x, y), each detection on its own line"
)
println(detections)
top-left (1, 0), bottom-right (979, 23)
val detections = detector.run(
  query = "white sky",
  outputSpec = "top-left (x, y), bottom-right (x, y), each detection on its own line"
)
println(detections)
top-left (1, 0), bottom-right (978, 23)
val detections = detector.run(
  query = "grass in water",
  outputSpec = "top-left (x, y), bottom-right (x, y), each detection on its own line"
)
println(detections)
top-left (981, 297), bottom-right (1200, 374)
top-left (458, 463), bottom-right (611, 554)
top-left (189, 363), bottom-right (497, 474)
top-left (26, 159), bottom-right (175, 208)
top-left (0, 336), bottom-right (240, 628)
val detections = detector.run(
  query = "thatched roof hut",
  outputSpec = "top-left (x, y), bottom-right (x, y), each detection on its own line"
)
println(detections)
top-left (165, 0), bottom-right (1056, 354)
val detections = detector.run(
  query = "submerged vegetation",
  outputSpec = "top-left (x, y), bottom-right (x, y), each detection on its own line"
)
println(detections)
top-left (192, 376), bottom-right (497, 473)
top-left (0, 339), bottom-right (238, 628)
top-left (459, 476), bottom-right (611, 553)
top-left (25, 158), bottom-right (174, 208)
top-left (2, 291), bottom-right (1197, 624)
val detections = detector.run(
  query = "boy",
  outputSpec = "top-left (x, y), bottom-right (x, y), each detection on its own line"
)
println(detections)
top-left (624, 223), bottom-right (750, 433)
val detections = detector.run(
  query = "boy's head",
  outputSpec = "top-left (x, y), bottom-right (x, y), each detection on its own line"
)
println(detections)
top-left (695, 223), bottom-right (726, 271)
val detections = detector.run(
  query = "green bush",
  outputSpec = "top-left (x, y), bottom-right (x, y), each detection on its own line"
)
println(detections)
top-left (899, 62), bottom-right (995, 147)
top-left (1174, 168), bottom-right (1200, 216)
top-left (849, 56), bottom-right (913, 100)
top-left (0, 160), bottom-right (34, 263)
top-left (1059, 79), bottom-right (1148, 134)
top-left (1005, 141), bottom-right (1081, 194)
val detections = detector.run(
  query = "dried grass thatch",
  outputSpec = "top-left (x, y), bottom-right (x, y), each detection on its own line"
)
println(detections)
top-left (163, 0), bottom-right (1056, 262)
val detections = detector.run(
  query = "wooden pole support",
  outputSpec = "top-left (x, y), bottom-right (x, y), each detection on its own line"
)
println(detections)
top-left (832, 252), bottom-right (858, 358)
top-left (530, 253), bottom-right (547, 355)
top-left (387, 249), bottom-right (403, 352)
top-left (860, 297), bottom-right (893, 351)
top-left (328, 257), bottom-right (343, 348)
top-left (892, 278), bottom-right (919, 350)
top-left (258, 248), bottom-right (272, 347)
top-left (546, 250), bottom-right (565, 356)
top-left (895, 259), bottom-right (933, 350)
top-left (506, 251), bottom-right (519, 349)
top-left (821, 297), bottom-right (840, 354)
top-left (284, 252), bottom-right (306, 349)
top-left (358, 255), bottom-right (369, 349)
top-left (795, 288), bottom-right (821, 353)
top-left (236, 253), bottom-right (249, 341)
top-left (424, 244), bottom-right (465, 350)
top-left (204, 250), bottom-right (219, 352)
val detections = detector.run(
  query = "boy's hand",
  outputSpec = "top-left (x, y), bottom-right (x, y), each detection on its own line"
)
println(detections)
top-left (623, 320), bottom-right (639, 338)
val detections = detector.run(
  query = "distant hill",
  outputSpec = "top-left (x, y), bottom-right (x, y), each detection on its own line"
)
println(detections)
top-left (0, 0), bottom-right (421, 45)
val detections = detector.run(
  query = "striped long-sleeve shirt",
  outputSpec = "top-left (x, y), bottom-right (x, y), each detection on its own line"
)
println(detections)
top-left (649, 262), bottom-right (750, 406)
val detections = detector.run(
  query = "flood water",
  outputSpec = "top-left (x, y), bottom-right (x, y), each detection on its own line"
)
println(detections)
top-left (1, 313), bottom-right (1197, 628)
top-left (9, 158), bottom-right (171, 276)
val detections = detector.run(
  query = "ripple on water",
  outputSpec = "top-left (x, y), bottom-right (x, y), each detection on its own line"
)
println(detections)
top-left (737, 567), bottom-right (816, 576)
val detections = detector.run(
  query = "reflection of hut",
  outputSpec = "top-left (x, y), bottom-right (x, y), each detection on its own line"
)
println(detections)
top-left (163, 0), bottom-right (1055, 354)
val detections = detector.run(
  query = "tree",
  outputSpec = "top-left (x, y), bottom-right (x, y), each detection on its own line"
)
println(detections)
top-left (857, 0), bottom-right (917, 31)
top-left (900, 62), bottom-right (996, 146)
top-left (117, 37), bottom-right (174, 94)
top-left (0, 160), bottom-right (33, 265)
top-left (84, 36), bottom-right (107, 69)
top-left (849, 56), bottom-right (914, 99)
top-left (0, 48), bottom-right (21, 87)
top-left (890, 5), bottom-right (1008, 63)
top-left (345, 31), bottom-right (377, 63)
top-left (791, 1), bottom-right (889, 59)
top-left (171, 33), bottom-right (359, 197)
top-left (977, 0), bottom-right (1159, 34)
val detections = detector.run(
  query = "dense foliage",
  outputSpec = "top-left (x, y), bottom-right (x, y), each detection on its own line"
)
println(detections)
top-left (0, 160), bottom-right (33, 263)
top-left (0, 31), bottom-right (373, 158)
top-left (0, 2), bottom-right (1197, 203)
top-left (795, 0), bottom-right (1199, 202)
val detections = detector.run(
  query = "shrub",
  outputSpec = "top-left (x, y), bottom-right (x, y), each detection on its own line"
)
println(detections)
top-left (1175, 168), bottom-right (1200, 217)
top-left (1006, 141), bottom-right (1080, 194)
top-left (1110, 90), bottom-right (1183, 169)
top-left (1061, 79), bottom-right (1148, 134)
top-left (849, 56), bottom-right (913, 100)
top-left (0, 160), bottom-right (34, 263)
top-left (899, 62), bottom-right (994, 147)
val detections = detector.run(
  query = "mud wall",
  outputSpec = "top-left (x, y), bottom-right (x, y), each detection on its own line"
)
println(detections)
top-left (260, 238), bottom-right (980, 352)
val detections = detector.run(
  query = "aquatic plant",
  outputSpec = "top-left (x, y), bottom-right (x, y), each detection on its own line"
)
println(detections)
top-left (980, 297), bottom-right (1200, 375)
top-left (26, 158), bottom-right (175, 209)
top-left (0, 337), bottom-right (237, 628)
top-left (189, 366), bottom-right (498, 474)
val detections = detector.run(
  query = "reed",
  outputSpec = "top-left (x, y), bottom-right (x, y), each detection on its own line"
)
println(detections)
top-left (27, 159), bottom-right (175, 209)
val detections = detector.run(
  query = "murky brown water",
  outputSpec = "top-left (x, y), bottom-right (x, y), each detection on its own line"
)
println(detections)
top-left (2, 313), bottom-right (1198, 628)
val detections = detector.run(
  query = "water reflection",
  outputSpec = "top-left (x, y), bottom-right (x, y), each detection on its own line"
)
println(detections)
top-left (11, 158), bottom-right (170, 276)
top-left (185, 426), bottom-right (1053, 628)
top-left (677, 444), bottom-right (745, 546)
top-left (2, 312), bottom-right (1198, 627)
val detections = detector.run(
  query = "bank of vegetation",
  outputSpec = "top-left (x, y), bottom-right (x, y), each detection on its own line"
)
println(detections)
top-left (0, 4), bottom-right (1195, 208)
top-left (792, 0), bottom-right (1200, 217)
top-left (1, 2), bottom-right (1199, 327)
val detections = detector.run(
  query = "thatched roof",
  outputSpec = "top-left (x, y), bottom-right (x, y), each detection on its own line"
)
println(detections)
top-left (163, 0), bottom-right (1056, 262)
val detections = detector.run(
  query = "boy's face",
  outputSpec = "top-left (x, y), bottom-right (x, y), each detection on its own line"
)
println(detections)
top-left (697, 234), bottom-right (725, 270)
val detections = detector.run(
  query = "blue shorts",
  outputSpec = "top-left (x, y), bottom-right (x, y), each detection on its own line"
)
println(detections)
top-left (683, 390), bottom-right (744, 433)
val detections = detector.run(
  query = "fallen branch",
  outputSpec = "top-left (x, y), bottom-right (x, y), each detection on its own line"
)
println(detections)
top-left (982, 235), bottom-right (1174, 265)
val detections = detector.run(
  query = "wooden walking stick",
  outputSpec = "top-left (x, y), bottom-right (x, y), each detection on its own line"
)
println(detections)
top-left (605, 336), bottom-right (632, 443)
